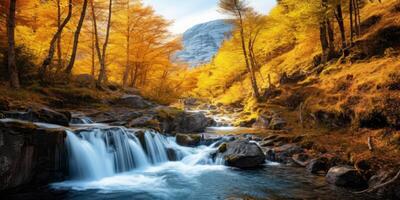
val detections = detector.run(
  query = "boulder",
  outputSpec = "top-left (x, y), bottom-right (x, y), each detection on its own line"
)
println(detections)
top-left (268, 144), bottom-right (304, 163)
top-left (128, 116), bottom-right (160, 131)
top-left (114, 95), bottom-right (153, 109)
top-left (0, 119), bottom-right (67, 190)
top-left (176, 134), bottom-right (202, 147)
top-left (326, 166), bottom-right (367, 188)
top-left (220, 140), bottom-right (265, 169)
top-left (174, 112), bottom-right (209, 133)
top-left (306, 157), bottom-right (330, 174)
top-left (4, 107), bottom-right (70, 126)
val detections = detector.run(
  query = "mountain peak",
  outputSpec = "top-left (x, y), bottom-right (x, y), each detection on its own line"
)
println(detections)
top-left (175, 19), bottom-right (234, 68)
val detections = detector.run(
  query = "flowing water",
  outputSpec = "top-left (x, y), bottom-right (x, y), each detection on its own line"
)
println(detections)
top-left (4, 116), bottom-right (378, 200)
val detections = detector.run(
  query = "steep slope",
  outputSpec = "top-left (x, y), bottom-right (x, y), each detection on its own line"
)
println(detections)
top-left (175, 20), bottom-right (233, 67)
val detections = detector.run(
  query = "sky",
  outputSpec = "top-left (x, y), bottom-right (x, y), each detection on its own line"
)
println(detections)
top-left (144, 0), bottom-right (277, 34)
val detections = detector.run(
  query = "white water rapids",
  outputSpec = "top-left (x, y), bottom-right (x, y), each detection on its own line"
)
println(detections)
top-left (52, 124), bottom-right (226, 192)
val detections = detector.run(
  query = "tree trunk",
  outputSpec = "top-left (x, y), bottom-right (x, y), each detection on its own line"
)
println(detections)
top-left (326, 19), bottom-right (335, 58)
top-left (320, 0), bottom-right (329, 63)
top-left (97, 0), bottom-right (113, 87)
top-left (65, 0), bottom-right (88, 75)
top-left (335, 3), bottom-right (347, 50)
top-left (56, 0), bottom-right (62, 72)
top-left (319, 21), bottom-right (329, 63)
top-left (238, 10), bottom-right (260, 100)
top-left (90, 0), bottom-right (102, 78)
top-left (349, 0), bottom-right (354, 45)
top-left (91, 21), bottom-right (95, 76)
top-left (353, 0), bottom-right (359, 35)
top-left (123, 0), bottom-right (130, 88)
top-left (39, 0), bottom-right (72, 82)
top-left (7, 0), bottom-right (20, 88)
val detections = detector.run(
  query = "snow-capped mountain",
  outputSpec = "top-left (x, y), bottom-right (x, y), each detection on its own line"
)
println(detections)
top-left (175, 20), bottom-right (233, 67)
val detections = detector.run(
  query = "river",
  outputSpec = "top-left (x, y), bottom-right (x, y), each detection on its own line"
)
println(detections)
top-left (3, 115), bottom-right (378, 200)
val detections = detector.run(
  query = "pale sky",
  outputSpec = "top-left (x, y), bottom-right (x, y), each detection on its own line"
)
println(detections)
top-left (144, 0), bottom-right (277, 34)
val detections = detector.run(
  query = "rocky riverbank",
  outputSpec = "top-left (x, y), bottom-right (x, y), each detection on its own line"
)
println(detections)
top-left (0, 90), bottom-right (399, 199)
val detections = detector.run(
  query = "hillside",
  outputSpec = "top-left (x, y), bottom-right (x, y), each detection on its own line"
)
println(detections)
top-left (188, 0), bottom-right (400, 197)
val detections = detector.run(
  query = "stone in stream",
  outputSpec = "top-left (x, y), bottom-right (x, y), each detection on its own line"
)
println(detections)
top-left (218, 139), bottom-right (265, 169)
top-left (0, 119), bottom-right (67, 190)
top-left (176, 134), bottom-right (202, 147)
top-left (4, 107), bottom-right (71, 126)
top-left (306, 157), bottom-right (330, 174)
top-left (174, 112), bottom-right (209, 133)
top-left (326, 166), bottom-right (367, 188)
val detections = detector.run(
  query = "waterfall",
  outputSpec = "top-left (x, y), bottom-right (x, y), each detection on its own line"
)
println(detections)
top-left (65, 127), bottom-right (223, 181)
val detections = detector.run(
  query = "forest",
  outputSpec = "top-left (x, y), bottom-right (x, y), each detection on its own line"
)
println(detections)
top-left (0, 0), bottom-right (399, 200)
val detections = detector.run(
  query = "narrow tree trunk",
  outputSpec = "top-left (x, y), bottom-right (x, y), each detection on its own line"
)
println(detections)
top-left (319, 21), bottom-right (329, 63)
top-left (90, 0), bottom-right (102, 77)
top-left (39, 0), bottom-right (72, 81)
top-left (97, 0), bottom-right (113, 87)
top-left (353, 0), bottom-right (359, 36)
top-left (123, 0), bottom-right (130, 88)
top-left (320, 0), bottom-right (329, 63)
top-left (335, 3), bottom-right (347, 50)
top-left (349, 0), bottom-right (354, 45)
top-left (355, 0), bottom-right (361, 35)
top-left (326, 19), bottom-right (335, 58)
top-left (65, 0), bottom-right (88, 75)
top-left (238, 11), bottom-right (260, 100)
top-left (91, 21), bottom-right (95, 76)
top-left (7, 0), bottom-right (20, 88)
top-left (56, 0), bottom-right (63, 71)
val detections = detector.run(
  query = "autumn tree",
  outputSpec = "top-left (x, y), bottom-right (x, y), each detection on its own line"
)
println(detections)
top-left (39, 0), bottom-right (72, 81)
top-left (91, 0), bottom-right (113, 87)
top-left (65, 0), bottom-right (88, 75)
top-left (219, 0), bottom-right (261, 100)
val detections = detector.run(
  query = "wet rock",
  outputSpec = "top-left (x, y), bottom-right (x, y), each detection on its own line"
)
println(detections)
top-left (113, 95), bottom-right (153, 109)
top-left (326, 166), bottom-right (366, 188)
top-left (218, 143), bottom-right (227, 153)
top-left (128, 116), bottom-right (160, 131)
top-left (176, 134), bottom-right (202, 147)
top-left (4, 107), bottom-right (70, 126)
top-left (174, 112), bottom-right (209, 133)
top-left (221, 140), bottom-right (265, 169)
top-left (306, 157), bottom-right (330, 174)
top-left (269, 144), bottom-right (304, 163)
top-left (166, 148), bottom-right (178, 161)
top-left (0, 119), bottom-right (67, 190)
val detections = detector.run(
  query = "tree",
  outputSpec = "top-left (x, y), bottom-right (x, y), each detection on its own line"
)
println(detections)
top-left (65, 0), bottom-right (88, 75)
top-left (219, 0), bottom-right (260, 100)
top-left (7, 0), bottom-right (20, 88)
top-left (334, 1), bottom-right (347, 51)
top-left (94, 0), bottom-right (113, 87)
top-left (39, 0), bottom-right (72, 81)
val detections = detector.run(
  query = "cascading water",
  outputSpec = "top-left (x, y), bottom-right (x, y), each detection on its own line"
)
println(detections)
top-left (64, 126), bottom-right (222, 181)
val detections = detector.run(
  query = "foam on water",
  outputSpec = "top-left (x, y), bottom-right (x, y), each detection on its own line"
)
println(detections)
top-left (52, 126), bottom-right (225, 191)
